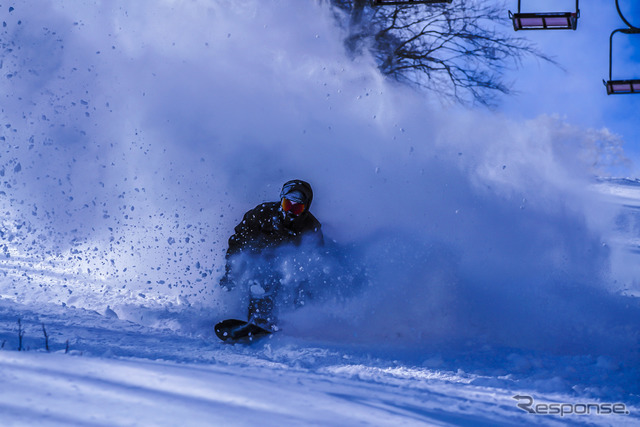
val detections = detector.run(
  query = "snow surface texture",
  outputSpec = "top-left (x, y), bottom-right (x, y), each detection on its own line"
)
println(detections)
top-left (0, 1), bottom-right (639, 425)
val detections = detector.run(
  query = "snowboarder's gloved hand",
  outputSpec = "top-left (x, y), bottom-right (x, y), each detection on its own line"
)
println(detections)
top-left (250, 282), bottom-right (266, 297)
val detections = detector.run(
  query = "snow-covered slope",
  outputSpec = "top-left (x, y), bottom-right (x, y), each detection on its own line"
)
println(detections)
top-left (0, 293), bottom-right (637, 427)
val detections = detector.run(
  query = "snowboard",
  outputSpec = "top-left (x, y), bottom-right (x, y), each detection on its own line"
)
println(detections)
top-left (214, 318), bottom-right (273, 343)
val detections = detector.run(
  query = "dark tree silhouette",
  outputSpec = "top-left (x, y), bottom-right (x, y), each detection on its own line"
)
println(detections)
top-left (329, 0), bottom-right (553, 106)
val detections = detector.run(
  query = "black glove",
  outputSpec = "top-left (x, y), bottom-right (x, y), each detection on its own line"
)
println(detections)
top-left (219, 270), bottom-right (234, 291)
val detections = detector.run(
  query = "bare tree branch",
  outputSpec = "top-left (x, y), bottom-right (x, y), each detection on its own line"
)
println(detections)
top-left (328, 0), bottom-right (555, 106)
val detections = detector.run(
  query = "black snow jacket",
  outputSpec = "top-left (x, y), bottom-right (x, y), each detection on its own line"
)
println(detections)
top-left (226, 202), bottom-right (323, 258)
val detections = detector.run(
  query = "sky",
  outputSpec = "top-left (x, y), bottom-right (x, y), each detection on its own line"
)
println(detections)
top-left (499, 0), bottom-right (640, 168)
top-left (0, 0), bottom-right (639, 356)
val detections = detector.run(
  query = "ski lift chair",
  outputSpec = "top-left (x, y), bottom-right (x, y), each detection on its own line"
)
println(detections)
top-left (509, 0), bottom-right (579, 31)
top-left (604, 28), bottom-right (640, 94)
top-left (605, 79), bottom-right (640, 94)
top-left (372, 0), bottom-right (452, 6)
top-left (604, 0), bottom-right (640, 94)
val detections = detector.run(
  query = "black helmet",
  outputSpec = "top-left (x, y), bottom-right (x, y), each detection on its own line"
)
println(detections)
top-left (280, 179), bottom-right (313, 209)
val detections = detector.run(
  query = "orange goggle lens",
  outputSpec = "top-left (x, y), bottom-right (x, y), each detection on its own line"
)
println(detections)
top-left (281, 198), bottom-right (306, 216)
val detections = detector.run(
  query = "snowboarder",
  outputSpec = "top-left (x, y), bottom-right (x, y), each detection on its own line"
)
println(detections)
top-left (219, 179), bottom-right (323, 330)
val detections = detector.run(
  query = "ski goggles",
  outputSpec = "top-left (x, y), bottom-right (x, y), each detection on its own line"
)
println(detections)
top-left (281, 198), bottom-right (306, 216)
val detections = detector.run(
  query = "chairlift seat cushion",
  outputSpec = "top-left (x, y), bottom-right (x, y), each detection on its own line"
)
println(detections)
top-left (605, 79), bottom-right (640, 94)
top-left (511, 12), bottom-right (578, 31)
top-left (373, 0), bottom-right (452, 5)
